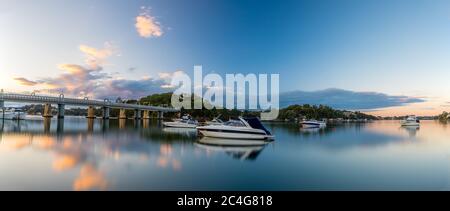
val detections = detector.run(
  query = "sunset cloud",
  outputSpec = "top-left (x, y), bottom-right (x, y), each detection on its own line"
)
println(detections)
top-left (13, 77), bottom-right (37, 86)
top-left (135, 7), bottom-right (163, 38)
top-left (13, 42), bottom-right (179, 99)
top-left (79, 43), bottom-right (117, 70)
top-left (32, 67), bottom-right (176, 99)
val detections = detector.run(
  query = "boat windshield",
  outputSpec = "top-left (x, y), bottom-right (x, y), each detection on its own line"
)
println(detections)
top-left (244, 117), bottom-right (272, 135)
top-left (181, 119), bottom-right (197, 124)
top-left (406, 116), bottom-right (416, 121)
top-left (224, 120), bottom-right (246, 127)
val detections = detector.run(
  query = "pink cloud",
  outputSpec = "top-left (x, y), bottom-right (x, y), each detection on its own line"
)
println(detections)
top-left (135, 7), bottom-right (163, 38)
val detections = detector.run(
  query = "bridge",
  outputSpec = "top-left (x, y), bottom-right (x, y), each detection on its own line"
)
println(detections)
top-left (0, 91), bottom-right (179, 119)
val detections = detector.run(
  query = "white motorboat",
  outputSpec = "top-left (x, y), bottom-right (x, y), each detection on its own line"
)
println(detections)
top-left (0, 108), bottom-right (27, 120)
top-left (163, 116), bottom-right (198, 128)
top-left (197, 117), bottom-right (274, 140)
top-left (300, 120), bottom-right (326, 128)
top-left (401, 115), bottom-right (420, 127)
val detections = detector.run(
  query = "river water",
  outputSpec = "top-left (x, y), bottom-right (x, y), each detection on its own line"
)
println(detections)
top-left (1, 117), bottom-right (449, 190)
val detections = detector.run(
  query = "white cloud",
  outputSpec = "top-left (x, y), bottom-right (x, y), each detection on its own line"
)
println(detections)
top-left (14, 41), bottom-right (183, 99)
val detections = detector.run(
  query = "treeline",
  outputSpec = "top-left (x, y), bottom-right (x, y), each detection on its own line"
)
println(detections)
top-left (139, 93), bottom-right (259, 120)
top-left (20, 93), bottom-right (378, 121)
top-left (138, 93), bottom-right (377, 121)
top-left (277, 104), bottom-right (378, 121)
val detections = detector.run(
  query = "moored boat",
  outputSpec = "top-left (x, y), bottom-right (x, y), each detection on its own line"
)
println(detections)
top-left (163, 115), bottom-right (198, 128)
top-left (300, 120), bottom-right (326, 128)
top-left (0, 108), bottom-right (27, 120)
top-left (401, 115), bottom-right (420, 127)
top-left (197, 117), bottom-right (273, 140)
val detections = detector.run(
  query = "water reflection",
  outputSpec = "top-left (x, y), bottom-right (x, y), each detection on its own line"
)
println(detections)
top-left (1, 119), bottom-right (450, 190)
top-left (0, 118), bottom-right (195, 190)
top-left (401, 126), bottom-right (420, 137)
top-left (87, 118), bottom-right (94, 132)
top-left (101, 120), bottom-right (109, 132)
top-left (119, 119), bottom-right (125, 129)
top-left (44, 117), bottom-right (51, 133)
top-left (57, 119), bottom-right (64, 134)
top-left (195, 141), bottom-right (266, 161)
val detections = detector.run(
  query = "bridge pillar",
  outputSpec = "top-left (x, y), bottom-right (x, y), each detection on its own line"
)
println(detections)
top-left (57, 104), bottom-right (65, 119)
top-left (143, 110), bottom-right (150, 119)
top-left (102, 107), bottom-right (110, 119)
top-left (87, 106), bottom-right (96, 119)
top-left (43, 103), bottom-right (53, 118)
top-left (157, 111), bottom-right (164, 119)
top-left (0, 100), bottom-right (4, 109)
top-left (119, 109), bottom-right (127, 119)
top-left (134, 109), bottom-right (142, 119)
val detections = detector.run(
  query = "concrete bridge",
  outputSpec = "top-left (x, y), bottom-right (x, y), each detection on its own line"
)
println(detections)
top-left (0, 91), bottom-right (179, 119)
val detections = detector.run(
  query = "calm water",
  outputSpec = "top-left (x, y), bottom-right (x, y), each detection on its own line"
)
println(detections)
top-left (1, 117), bottom-right (450, 191)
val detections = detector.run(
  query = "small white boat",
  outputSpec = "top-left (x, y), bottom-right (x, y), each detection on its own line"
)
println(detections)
top-left (0, 108), bottom-right (27, 120)
top-left (300, 120), bottom-right (326, 128)
top-left (163, 115), bottom-right (198, 128)
top-left (197, 117), bottom-right (273, 140)
top-left (401, 115), bottom-right (420, 127)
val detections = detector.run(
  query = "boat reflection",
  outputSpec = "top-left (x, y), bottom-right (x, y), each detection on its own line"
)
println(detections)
top-left (162, 127), bottom-right (197, 136)
top-left (401, 125), bottom-right (420, 137)
top-left (196, 137), bottom-right (268, 161)
top-left (299, 127), bottom-right (322, 133)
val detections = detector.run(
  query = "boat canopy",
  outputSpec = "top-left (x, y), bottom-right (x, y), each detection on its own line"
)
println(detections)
top-left (243, 117), bottom-right (271, 135)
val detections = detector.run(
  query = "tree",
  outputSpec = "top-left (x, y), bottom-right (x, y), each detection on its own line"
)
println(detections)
top-left (438, 111), bottom-right (449, 122)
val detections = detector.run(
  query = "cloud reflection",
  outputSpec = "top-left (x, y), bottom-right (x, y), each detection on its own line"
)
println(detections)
top-left (73, 164), bottom-right (108, 191)
top-left (0, 124), bottom-right (187, 190)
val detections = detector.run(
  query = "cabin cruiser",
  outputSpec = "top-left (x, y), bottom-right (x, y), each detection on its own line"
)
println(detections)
top-left (300, 120), bottom-right (326, 128)
top-left (0, 108), bottom-right (27, 120)
top-left (197, 117), bottom-right (273, 140)
top-left (401, 115), bottom-right (420, 127)
top-left (163, 115), bottom-right (198, 128)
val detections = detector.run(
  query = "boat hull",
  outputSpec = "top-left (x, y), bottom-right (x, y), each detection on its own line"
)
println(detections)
top-left (197, 137), bottom-right (270, 146)
top-left (301, 122), bottom-right (326, 128)
top-left (198, 129), bottom-right (271, 140)
top-left (401, 122), bottom-right (420, 127)
top-left (162, 122), bottom-right (197, 128)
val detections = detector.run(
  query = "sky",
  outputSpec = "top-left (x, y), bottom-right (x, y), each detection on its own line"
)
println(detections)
top-left (1, 0), bottom-right (450, 116)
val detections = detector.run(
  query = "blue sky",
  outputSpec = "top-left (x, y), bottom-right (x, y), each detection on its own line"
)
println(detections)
top-left (1, 0), bottom-right (450, 115)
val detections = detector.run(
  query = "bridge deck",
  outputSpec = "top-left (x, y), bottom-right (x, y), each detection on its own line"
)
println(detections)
top-left (0, 93), bottom-right (178, 112)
